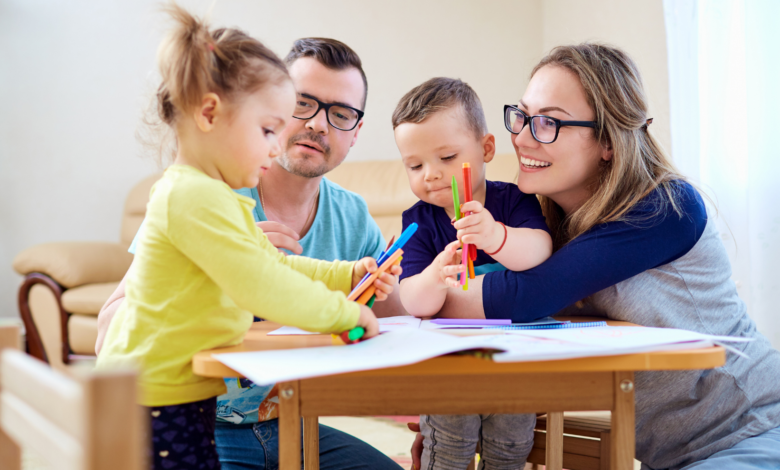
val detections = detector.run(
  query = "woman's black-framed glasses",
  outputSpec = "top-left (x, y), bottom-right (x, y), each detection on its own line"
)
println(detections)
top-left (504, 105), bottom-right (597, 144)
top-left (293, 93), bottom-right (365, 131)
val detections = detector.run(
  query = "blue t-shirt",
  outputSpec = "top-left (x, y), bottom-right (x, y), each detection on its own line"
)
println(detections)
top-left (129, 177), bottom-right (385, 425)
top-left (400, 180), bottom-right (549, 281)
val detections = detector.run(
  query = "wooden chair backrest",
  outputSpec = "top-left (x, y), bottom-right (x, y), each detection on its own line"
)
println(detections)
top-left (0, 325), bottom-right (21, 470)
top-left (0, 325), bottom-right (146, 470)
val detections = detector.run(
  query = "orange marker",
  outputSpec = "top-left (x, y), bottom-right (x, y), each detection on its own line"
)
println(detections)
top-left (356, 256), bottom-right (402, 304)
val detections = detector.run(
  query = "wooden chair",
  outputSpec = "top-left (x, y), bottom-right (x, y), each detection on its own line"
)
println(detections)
top-left (0, 324), bottom-right (146, 470)
top-left (528, 412), bottom-right (612, 470)
top-left (0, 325), bottom-right (22, 470)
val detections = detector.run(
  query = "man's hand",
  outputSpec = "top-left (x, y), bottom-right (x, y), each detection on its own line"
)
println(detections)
top-left (352, 257), bottom-right (402, 302)
top-left (256, 221), bottom-right (303, 255)
top-left (454, 201), bottom-right (503, 253)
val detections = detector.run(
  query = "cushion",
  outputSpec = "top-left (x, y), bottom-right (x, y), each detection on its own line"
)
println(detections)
top-left (12, 242), bottom-right (133, 289)
top-left (68, 314), bottom-right (98, 355)
top-left (61, 282), bottom-right (120, 315)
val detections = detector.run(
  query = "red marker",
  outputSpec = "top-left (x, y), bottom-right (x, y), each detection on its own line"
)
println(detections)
top-left (462, 163), bottom-right (478, 265)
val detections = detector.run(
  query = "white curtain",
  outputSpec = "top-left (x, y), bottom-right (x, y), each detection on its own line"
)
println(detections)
top-left (664, 0), bottom-right (780, 348)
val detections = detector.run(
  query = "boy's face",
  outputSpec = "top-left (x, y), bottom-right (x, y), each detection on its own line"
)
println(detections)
top-left (395, 106), bottom-right (495, 212)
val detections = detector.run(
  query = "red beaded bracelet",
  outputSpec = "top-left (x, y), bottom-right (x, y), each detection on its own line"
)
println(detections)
top-left (485, 222), bottom-right (507, 256)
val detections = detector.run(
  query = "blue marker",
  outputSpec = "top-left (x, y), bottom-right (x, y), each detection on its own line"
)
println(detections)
top-left (354, 223), bottom-right (418, 290)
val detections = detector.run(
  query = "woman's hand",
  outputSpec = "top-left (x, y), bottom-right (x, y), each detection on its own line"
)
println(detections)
top-left (431, 240), bottom-right (465, 289)
top-left (352, 257), bottom-right (403, 302)
top-left (454, 201), bottom-right (504, 253)
top-left (356, 304), bottom-right (379, 338)
top-left (256, 221), bottom-right (303, 255)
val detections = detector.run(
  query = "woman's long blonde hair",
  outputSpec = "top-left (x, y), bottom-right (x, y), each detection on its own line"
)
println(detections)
top-left (532, 44), bottom-right (685, 249)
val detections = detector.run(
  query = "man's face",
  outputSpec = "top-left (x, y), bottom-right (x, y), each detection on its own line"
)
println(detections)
top-left (275, 57), bottom-right (366, 178)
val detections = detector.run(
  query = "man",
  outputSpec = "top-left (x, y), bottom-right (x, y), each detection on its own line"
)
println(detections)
top-left (96, 38), bottom-right (403, 470)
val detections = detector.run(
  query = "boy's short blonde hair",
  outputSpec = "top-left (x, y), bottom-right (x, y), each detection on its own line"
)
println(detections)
top-left (391, 77), bottom-right (487, 139)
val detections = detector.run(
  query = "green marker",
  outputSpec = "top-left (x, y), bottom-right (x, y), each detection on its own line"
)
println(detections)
top-left (338, 326), bottom-right (365, 344)
top-left (452, 176), bottom-right (462, 220)
top-left (348, 326), bottom-right (365, 341)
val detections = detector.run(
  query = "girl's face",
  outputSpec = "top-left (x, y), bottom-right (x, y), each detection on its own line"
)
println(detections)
top-left (513, 65), bottom-right (612, 214)
top-left (217, 81), bottom-right (296, 189)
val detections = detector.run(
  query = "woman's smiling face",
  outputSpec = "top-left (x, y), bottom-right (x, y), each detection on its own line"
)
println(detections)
top-left (513, 65), bottom-right (612, 214)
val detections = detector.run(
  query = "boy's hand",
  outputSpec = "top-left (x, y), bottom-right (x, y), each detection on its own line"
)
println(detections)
top-left (454, 201), bottom-right (503, 254)
top-left (352, 257), bottom-right (403, 301)
top-left (356, 304), bottom-right (379, 338)
top-left (431, 240), bottom-right (465, 289)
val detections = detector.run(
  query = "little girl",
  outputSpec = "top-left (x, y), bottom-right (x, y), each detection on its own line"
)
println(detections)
top-left (96, 6), bottom-right (395, 469)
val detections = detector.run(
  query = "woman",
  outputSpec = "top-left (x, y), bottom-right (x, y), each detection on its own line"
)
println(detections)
top-left (414, 44), bottom-right (780, 470)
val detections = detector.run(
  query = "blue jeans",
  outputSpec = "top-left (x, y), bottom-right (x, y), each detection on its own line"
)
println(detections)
top-left (641, 426), bottom-right (780, 470)
top-left (215, 419), bottom-right (402, 470)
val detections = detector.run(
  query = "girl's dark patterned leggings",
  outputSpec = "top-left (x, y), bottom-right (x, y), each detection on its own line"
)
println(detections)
top-left (147, 397), bottom-right (221, 469)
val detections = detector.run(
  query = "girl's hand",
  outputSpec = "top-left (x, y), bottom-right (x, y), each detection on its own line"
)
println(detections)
top-left (356, 304), bottom-right (379, 338)
top-left (434, 240), bottom-right (466, 289)
top-left (352, 257), bottom-right (403, 301)
top-left (454, 201), bottom-right (503, 253)
top-left (256, 221), bottom-right (303, 255)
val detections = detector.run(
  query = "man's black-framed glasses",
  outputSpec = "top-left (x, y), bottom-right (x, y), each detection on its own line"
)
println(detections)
top-left (293, 93), bottom-right (364, 131)
top-left (504, 105), bottom-right (597, 144)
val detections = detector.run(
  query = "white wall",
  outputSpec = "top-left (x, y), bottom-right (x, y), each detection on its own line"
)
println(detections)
top-left (541, 0), bottom-right (671, 155)
top-left (0, 0), bottom-right (669, 321)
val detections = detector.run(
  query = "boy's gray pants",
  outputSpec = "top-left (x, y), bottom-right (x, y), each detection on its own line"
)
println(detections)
top-left (420, 413), bottom-right (536, 470)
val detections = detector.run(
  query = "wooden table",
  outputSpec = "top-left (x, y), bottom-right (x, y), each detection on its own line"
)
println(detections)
top-left (193, 319), bottom-right (725, 470)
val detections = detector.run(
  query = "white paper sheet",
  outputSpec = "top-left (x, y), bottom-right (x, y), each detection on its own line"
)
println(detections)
top-left (216, 329), bottom-right (475, 385)
top-left (215, 326), bottom-right (743, 385)
top-left (267, 316), bottom-right (422, 336)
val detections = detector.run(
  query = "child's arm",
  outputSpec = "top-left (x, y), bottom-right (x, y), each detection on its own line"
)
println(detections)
top-left (455, 201), bottom-right (552, 271)
top-left (170, 190), bottom-right (368, 335)
top-left (400, 241), bottom-right (462, 317)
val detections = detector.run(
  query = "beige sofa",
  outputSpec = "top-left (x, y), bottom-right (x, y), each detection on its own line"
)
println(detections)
top-left (12, 154), bottom-right (520, 367)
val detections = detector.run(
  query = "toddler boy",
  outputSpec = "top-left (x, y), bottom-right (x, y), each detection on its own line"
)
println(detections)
top-left (393, 77), bottom-right (553, 469)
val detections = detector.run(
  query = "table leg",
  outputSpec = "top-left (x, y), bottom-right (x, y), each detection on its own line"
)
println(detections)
top-left (279, 381), bottom-right (301, 470)
top-left (611, 372), bottom-right (635, 470)
top-left (304, 416), bottom-right (319, 470)
top-left (545, 411), bottom-right (563, 470)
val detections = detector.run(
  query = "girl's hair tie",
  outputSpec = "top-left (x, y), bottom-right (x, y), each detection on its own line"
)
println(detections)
top-left (207, 43), bottom-right (214, 51)
top-left (643, 117), bottom-right (653, 128)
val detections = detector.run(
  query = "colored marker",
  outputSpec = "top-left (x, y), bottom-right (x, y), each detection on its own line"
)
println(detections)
top-left (463, 163), bottom-right (477, 264)
top-left (339, 326), bottom-right (365, 344)
top-left (431, 319), bottom-right (512, 325)
top-left (363, 236), bottom-right (396, 304)
top-left (356, 256), bottom-right (402, 305)
top-left (354, 223), bottom-right (417, 291)
top-left (348, 249), bottom-right (404, 301)
top-left (451, 176), bottom-right (462, 221)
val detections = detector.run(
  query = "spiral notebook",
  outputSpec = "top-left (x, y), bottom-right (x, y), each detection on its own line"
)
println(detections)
top-left (485, 321), bottom-right (608, 331)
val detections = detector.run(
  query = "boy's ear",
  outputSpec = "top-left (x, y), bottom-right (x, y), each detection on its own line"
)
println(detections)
top-left (193, 93), bottom-right (222, 132)
top-left (482, 133), bottom-right (496, 163)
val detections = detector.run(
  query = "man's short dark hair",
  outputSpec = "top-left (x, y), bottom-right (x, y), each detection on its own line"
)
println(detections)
top-left (392, 77), bottom-right (487, 139)
top-left (285, 38), bottom-right (368, 109)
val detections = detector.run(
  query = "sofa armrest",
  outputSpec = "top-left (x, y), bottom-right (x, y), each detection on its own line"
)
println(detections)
top-left (12, 242), bottom-right (133, 288)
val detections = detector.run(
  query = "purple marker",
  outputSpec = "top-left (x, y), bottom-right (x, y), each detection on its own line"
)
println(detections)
top-left (430, 319), bottom-right (512, 326)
